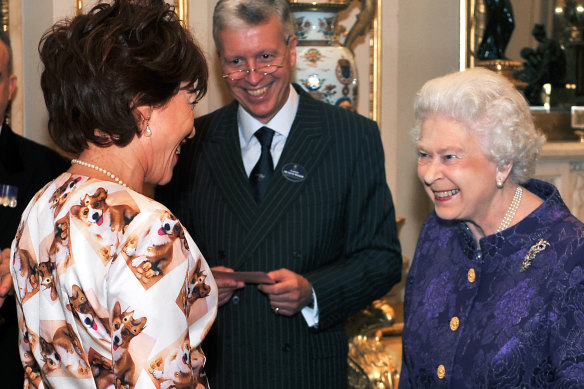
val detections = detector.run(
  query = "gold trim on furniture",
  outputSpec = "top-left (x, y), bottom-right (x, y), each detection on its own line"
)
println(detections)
top-left (175, 0), bottom-right (188, 28)
top-left (461, 0), bottom-right (491, 70)
top-left (1, 0), bottom-right (7, 32)
top-left (370, 0), bottom-right (381, 123)
top-left (460, 0), bottom-right (475, 70)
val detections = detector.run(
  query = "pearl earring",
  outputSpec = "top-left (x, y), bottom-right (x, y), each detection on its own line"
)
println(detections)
top-left (496, 179), bottom-right (504, 189)
top-left (144, 125), bottom-right (152, 137)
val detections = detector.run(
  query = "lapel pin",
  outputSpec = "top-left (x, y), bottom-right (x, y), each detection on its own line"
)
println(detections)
top-left (520, 238), bottom-right (550, 272)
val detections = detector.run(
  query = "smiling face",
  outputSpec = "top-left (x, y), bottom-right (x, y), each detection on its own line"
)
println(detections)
top-left (416, 115), bottom-right (500, 228)
top-left (217, 16), bottom-right (297, 124)
top-left (142, 87), bottom-right (196, 185)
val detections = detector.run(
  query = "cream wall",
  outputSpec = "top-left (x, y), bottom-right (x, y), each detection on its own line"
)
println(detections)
top-left (12, 0), bottom-right (460, 260)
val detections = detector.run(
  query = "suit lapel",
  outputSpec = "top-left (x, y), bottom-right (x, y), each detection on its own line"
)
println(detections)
top-left (201, 102), bottom-right (258, 230)
top-left (233, 89), bottom-right (331, 269)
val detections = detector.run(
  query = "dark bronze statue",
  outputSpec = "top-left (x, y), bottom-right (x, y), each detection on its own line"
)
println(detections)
top-left (515, 24), bottom-right (566, 105)
top-left (476, 0), bottom-right (515, 60)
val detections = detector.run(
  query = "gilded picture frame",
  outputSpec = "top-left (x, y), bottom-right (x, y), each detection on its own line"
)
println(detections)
top-left (0, 0), bottom-right (7, 32)
top-left (460, 0), bottom-right (475, 70)
top-left (371, 0), bottom-right (381, 123)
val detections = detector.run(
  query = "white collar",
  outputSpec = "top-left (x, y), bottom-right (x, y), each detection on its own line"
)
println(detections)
top-left (238, 85), bottom-right (299, 143)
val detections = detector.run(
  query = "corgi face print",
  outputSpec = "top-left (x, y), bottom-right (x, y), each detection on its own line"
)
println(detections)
top-left (78, 188), bottom-right (108, 226)
top-left (50, 176), bottom-right (83, 211)
top-left (37, 262), bottom-right (54, 290)
top-left (158, 212), bottom-right (181, 238)
top-left (40, 337), bottom-right (60, 373)
top-left (39, 324), bottom-right (90, 377)
top-left (49, 216), bottom-right (72, 269)
top-left (187, 261), bottom-right (211, 303)
top-left (68, 285), bottom-right (97, 330)
top-left (111, 301), bottom-right (147, 351)
top-left (37, 261), bottom-right (58, 301)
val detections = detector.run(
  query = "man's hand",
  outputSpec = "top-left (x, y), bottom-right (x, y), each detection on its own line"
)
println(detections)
top-left (258, 268), bottom-right (313, 316)
top-left (211, 266), bottom-right (245, 307)
top-left (0, 248), bottom-right (13, 307)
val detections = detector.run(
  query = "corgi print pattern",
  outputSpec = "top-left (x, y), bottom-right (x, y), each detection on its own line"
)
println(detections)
top-left (10, 173), bottom-right (217, 388)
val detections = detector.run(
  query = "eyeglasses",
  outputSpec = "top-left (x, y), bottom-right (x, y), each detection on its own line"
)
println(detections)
top-left (222, 63), bottom-right (285, 81)
top-left (221, 40), bottom-right (290, 81)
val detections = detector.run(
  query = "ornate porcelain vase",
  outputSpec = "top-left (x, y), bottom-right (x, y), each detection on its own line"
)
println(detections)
top-left (291, 1), bottom-right (359, 110)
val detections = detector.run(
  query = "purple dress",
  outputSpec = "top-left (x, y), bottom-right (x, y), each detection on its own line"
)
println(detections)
top-left (400, 179), bottom-right (584, 388)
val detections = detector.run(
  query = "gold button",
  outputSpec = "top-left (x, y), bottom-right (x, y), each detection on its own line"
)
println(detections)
top-left (450, 316), bottom-right (459, 331)
top-left (437, 364), bottom-right (445, 379)
top-left (468, 268), bottom-right (476, 283)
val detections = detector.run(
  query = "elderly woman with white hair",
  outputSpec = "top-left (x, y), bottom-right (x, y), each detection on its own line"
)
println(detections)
top-left (400, 67), bottom-right (584, 388)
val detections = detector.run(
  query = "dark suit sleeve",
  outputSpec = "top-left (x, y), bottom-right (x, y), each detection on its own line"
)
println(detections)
top-left (304, 119), bottom-right (402, 330)
top-left (0, 129), bottom-right (69, 248)
top-left (155, 114), bottom-right (211, 232)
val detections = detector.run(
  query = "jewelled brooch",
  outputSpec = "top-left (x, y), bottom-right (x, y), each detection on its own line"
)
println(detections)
top-left (520, 238), bottom-right (550, 272)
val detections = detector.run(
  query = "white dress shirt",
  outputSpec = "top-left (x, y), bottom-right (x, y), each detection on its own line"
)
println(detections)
top-left (237, 85), bottom-right (319, 327)
top-left (238, 87), bottom-right (298, 176)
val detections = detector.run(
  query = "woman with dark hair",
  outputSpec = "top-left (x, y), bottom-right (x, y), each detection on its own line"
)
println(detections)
top-left (9, 1), bottom-right (217, 387)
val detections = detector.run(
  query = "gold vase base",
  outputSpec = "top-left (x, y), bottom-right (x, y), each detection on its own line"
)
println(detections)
top-left (476, 59), bottom-right (527, 89)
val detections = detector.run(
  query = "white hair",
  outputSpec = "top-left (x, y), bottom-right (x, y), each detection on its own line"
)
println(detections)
top-left (412, 67), bottom-right (546, 183)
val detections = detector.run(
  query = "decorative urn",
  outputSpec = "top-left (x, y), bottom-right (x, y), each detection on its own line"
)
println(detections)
top-left (290, 0), bottom-right (359, 110)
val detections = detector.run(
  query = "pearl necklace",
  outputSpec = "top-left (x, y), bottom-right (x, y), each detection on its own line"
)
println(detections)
top-left (71, 159), bottom-right (128, 187)
top-left (497, 186), bottom-right (522, 232)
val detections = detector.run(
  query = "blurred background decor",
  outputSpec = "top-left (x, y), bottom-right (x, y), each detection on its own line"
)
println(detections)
top-left (345, 218), bottom-right (407, 389)
top-left (290, 0), bottom-right (376, 110)
top-left (465, 0), bottom-right (584, 141)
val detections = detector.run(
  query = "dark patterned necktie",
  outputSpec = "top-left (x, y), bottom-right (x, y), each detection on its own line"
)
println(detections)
top-left (249, 126), bottom-right (275, 203)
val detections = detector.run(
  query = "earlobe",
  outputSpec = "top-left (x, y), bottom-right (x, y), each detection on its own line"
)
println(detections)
top-left (496, 162), bottom-right (513, 187)
top-left (135, 105), bottom-right (153, 136)
top-left (8, 74), bottom-right (17, 100)
top-left (288, 35), bottom-right (298, 67)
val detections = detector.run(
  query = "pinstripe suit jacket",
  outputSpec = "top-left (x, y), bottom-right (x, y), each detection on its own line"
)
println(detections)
top-left (156, 85), bottom-right (402, 388)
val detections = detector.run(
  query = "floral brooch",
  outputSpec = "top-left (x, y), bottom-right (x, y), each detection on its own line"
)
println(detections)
top-left (520, 238), bottom-right (550, 272)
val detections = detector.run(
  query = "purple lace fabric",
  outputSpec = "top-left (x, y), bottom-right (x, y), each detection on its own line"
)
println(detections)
top-left (400, 179), bottom-right (584, 388)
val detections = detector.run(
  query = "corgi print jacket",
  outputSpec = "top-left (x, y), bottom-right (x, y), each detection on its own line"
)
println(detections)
top-left (10, 173), bottom-right (217, 389)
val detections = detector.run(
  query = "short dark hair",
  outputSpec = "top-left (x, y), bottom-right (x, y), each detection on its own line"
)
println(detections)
top-left (39, 0), bottom-right (208, 155)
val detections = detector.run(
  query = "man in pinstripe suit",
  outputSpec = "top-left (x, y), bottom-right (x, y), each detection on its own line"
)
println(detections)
top-left (157, 0), bottom-right (402, 387)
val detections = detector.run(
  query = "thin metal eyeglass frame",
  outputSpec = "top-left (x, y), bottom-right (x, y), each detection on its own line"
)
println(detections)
top-left (221, 38), bottom-right (291, 81)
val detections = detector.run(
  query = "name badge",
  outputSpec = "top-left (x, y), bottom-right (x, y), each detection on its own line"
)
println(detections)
top-left (281, 163), bottom-right (306, 183)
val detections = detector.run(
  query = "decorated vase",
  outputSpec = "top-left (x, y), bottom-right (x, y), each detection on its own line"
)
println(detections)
top-left (291, 2), bottom-right (358, 110)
